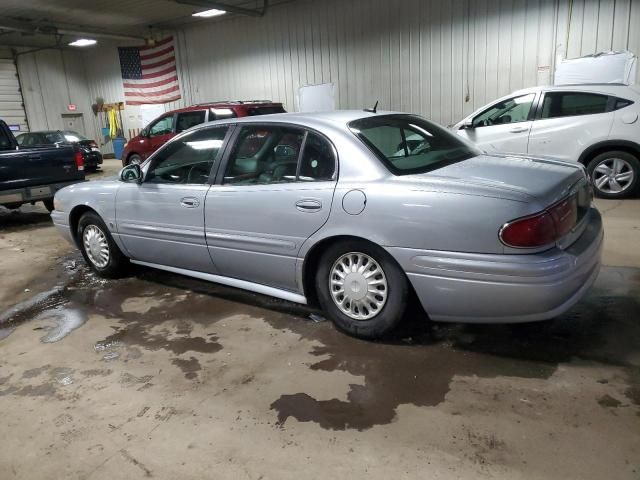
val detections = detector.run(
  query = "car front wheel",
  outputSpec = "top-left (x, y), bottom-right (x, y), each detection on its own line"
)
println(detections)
top-left (587, 151), bottom-right (639, 199)
top-left (315, 240), bottom-right (409, 339)
top-left (77, 212), bottom-right (128, 278)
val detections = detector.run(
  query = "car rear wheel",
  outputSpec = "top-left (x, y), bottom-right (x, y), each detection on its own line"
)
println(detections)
top-left (128, 154), bottom-right (142, 165)
top-left (77, 211), bottom-right (128, 278)
top-left (587, 151), bottom-right (639, 199)
top-left (315, 240), bottom-right (409, 339)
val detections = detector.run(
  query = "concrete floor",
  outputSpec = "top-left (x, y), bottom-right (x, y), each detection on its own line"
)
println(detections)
top-left (0, 159), bottom-right (638, 479)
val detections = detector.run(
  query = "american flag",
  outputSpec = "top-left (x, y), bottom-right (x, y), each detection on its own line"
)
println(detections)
top-left (118, 37), bottom-right (181, 105)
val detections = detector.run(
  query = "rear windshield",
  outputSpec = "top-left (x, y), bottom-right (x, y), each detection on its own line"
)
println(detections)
top-left (349, 115), bottom-right (480, 175)
top-left (247, 106), bottom-right (286, 116)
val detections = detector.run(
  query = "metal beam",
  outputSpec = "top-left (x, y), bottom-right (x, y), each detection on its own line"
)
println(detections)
top-left (0, 18), bottom-right (146, 41)
top-left (173, 0), bottom-right (269, 17)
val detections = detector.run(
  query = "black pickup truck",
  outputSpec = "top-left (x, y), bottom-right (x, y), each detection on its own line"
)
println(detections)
top-left (0, 120), bottom-right (84, 212)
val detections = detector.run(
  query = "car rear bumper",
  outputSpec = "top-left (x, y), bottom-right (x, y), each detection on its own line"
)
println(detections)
top-left (84, 152), bottom-right (103, 167)
top-left (0, 179), bottom-right (83, 207)
top-left (387, 207), bottom-right (603, 323)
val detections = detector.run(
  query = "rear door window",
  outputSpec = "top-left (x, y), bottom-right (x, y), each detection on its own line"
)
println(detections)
top-left (149, 115), bottom-right (175, 137)
top-left (298, 132), bottom-right (336, 182)
top-left (223, 126), bottom-right (304, 185)
top-left (176, 110), bottom-right (206, 133)
top-left (247, 106), bottom-right (286, 116)
top-left (540, 92), bottom-right (609, 119)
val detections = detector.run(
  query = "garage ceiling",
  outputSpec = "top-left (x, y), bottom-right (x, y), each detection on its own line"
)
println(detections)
top-left (0, 0), bottom-right (282, 48)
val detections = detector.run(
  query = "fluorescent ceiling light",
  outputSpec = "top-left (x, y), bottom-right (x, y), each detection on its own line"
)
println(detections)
top-left (193, 8), bottom-right (226, 18)
top-left (68, 39), bottom-right (97, 47)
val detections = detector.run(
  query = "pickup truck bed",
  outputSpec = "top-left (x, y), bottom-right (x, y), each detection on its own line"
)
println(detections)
top-left (0, 120), bottom-right (84, 211)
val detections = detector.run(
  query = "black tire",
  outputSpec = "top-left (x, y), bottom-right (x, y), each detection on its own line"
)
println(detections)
top-left (315, 240), bottom-right (410, 339)
top-left (127, 154), bottom-right (143, 166)
top-left (42, 199), bottom-right (54, 212)
top-left (77, 211), bottom-right (129, 278)
top-left (586, 150), bottom-right (639, 199)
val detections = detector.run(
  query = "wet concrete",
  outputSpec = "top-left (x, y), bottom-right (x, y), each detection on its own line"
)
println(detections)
top-left (0, 191), bottom-right (638, 479)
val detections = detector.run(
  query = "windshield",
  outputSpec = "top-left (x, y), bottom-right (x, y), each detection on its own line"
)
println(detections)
top-left (349, 115), bottom-right (480, 175)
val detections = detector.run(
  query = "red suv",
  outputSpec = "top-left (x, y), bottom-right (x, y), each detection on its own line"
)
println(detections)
top-left (121, 100), bottom-right (286, 166)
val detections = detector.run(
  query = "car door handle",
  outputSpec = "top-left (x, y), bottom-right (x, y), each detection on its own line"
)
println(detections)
top-left (180, 197), bottom-right (200, 208)
top-left (295, 199), bottom-right (322, 212)
top-left (509, 126), bottom-right (529, 133)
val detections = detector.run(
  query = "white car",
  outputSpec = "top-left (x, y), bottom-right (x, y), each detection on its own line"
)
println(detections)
top-left (452, 84), bottom-right (640, 199)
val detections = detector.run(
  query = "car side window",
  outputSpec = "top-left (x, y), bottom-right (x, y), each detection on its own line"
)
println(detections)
top-left (223, 126), bottom-right (304, 185)
top-left (145, 126), bottom-right (228, 185)
top-left (176, 110), bottom-right (206, 133)
top-left (540, 92), bottom-right (608, 119)
top-left (149, 115), bottom-right (174, 137)
top-left (298, 132), bottom-right (336, 181)
top-left (472, 93), bottom-right (535, 128)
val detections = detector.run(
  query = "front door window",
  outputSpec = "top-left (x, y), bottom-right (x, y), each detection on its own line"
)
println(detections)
top-left (146, 126), bottom-right (228, 185)
top-left (472, 93), bottom-right (536, 127)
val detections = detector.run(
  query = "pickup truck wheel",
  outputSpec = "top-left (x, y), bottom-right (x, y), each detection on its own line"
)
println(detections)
top-left (43, 199), bottom-right (54, 212)
top-left (77, 212), bottom-right (128, 278)
top-left (315, 240), bottom-right (409, 339)
top-left (587, 151), bottom-right (639, 199)
top-left (128, 154), bottom-right (142, 165)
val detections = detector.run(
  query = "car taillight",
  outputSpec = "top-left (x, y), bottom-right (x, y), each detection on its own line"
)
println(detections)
top-left (75, 150), bottom-right (84, 171)
top-left (548, 196), bottom-right (577, 237)
top-left (500, 195), bottom-right (579, 248)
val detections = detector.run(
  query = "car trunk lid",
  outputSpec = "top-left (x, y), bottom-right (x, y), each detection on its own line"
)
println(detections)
top-left (424, 153), bottom-right (587, 205)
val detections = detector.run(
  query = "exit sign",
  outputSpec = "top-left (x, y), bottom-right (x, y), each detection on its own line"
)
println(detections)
top-left (67, 104), bottom-right (77, 111)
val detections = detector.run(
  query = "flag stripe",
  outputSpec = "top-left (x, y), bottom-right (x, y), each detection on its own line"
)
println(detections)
top-left (141, 55), bottom-right (175, 71)
top-left (124, 85), bottom-right (180, 98)
top-left (143, 60), bottom-right (176, 76)
top-left (142, 65), bottom-right (178, 80)
top-left (126, 95), bottom-right (181, 105)
top-left (140, 45), bottom-right (174, 62)
top-left (124, 81), bottom-right (179, 95)
top-left (123, 74), bottom-right (178, 89)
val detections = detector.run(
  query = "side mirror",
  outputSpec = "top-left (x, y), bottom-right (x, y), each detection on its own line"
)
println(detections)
top-left (460, 119), bottom-right (474, 130)
top-left (120, 164), bottom-right (142, 183)
top-left (141, 128), bottom-right (149, 138)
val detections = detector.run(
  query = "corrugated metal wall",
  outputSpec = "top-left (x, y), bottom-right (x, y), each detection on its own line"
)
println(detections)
top-left (15, 0), bottom-right (640, 154)
top-left (177, 0), bottom-right (640, 125)
top-left (17, 49), bottom-right (95, 137)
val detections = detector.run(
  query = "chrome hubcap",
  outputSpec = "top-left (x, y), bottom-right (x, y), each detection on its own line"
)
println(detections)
top-left (329, 252), bottom-right (388, 320)
top-left (130, 156), bottom-right (142, 165)
top-left (592, 158), bottom-right (634, 194)
top-left (83, 225), bottom-right (109, 268)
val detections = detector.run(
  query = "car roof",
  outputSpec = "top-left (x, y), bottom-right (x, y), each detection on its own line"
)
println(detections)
top-left (511, 83), bottom-right (640, 98)
top-left (194, 109), bottom-right (405, 132)
top-left (167, 100), bottom-right (284, 115)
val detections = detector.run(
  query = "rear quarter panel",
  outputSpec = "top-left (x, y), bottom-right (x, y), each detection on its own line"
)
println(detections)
top-left (301, 178), bottom-right (535, 258)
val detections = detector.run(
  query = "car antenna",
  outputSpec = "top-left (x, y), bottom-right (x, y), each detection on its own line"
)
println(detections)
top-left (364, 100), bottom-right (379, 113)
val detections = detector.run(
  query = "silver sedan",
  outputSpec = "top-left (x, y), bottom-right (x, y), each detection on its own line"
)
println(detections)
top-left (51, 111), bottom-right (603, 339)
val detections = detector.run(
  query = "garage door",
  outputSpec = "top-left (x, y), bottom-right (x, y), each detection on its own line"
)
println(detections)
top-left (0, 58), bottom-right (28, 134)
